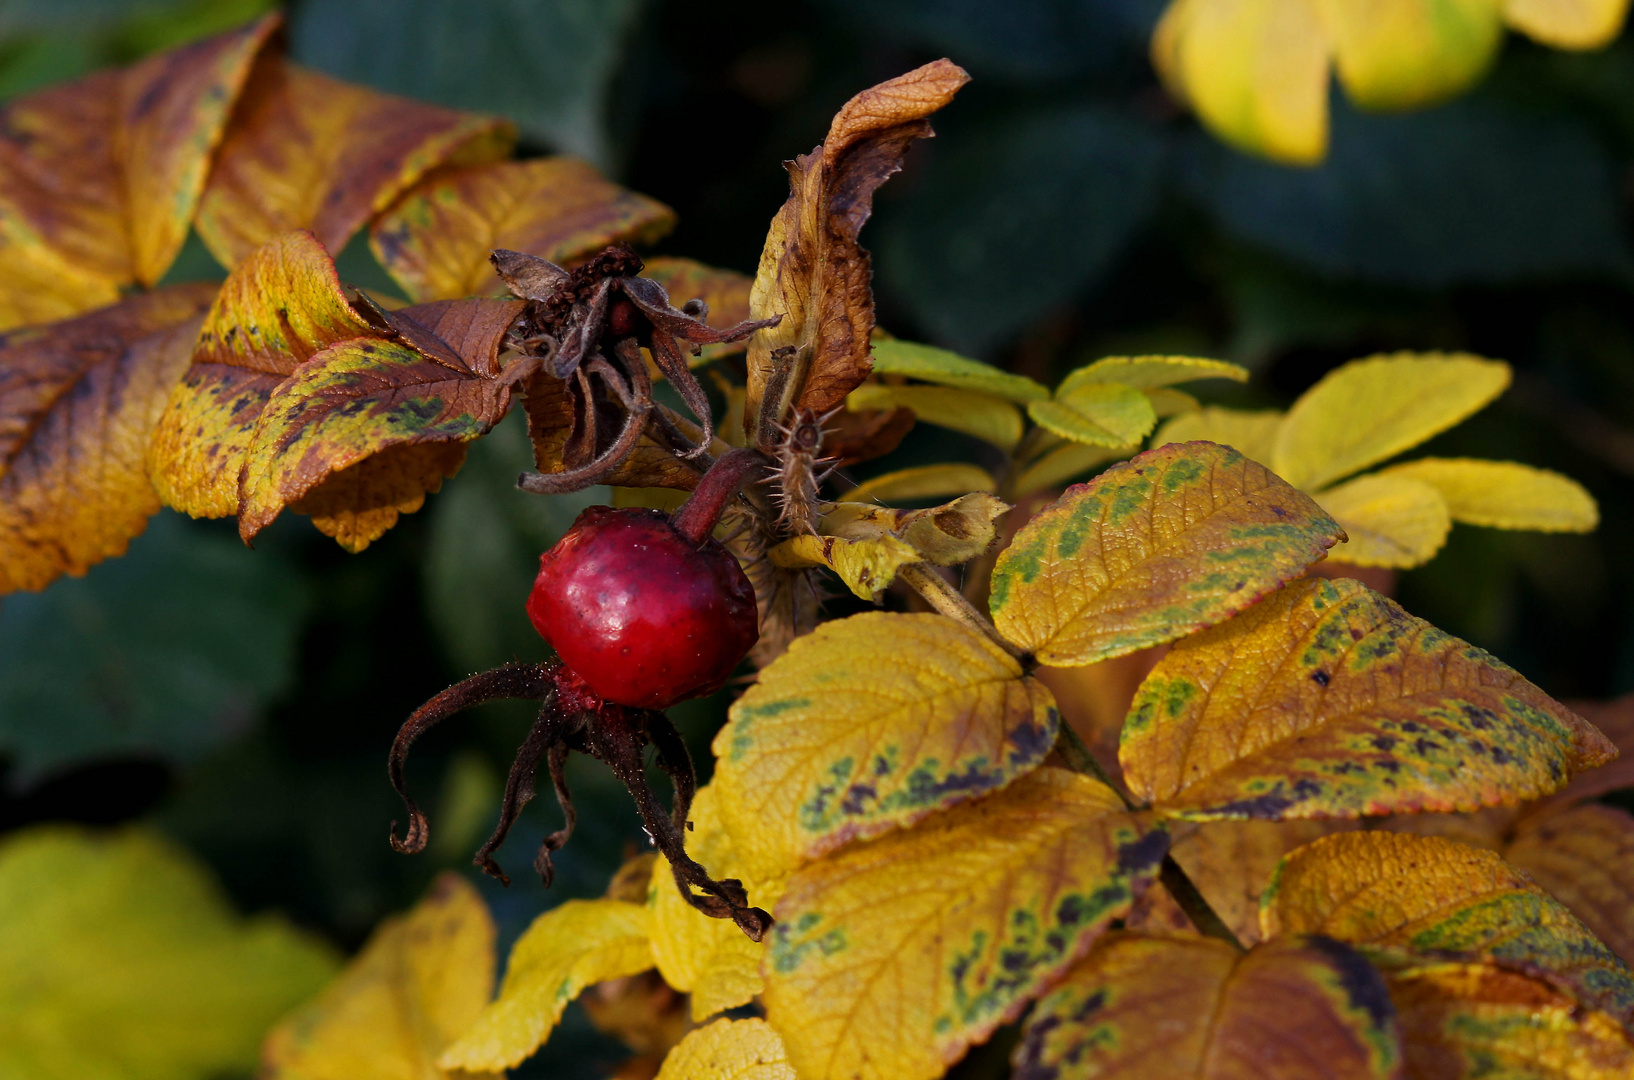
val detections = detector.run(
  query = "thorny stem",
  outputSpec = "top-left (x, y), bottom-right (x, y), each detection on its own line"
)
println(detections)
top-left (897, 562), bottom-right (1028, 661)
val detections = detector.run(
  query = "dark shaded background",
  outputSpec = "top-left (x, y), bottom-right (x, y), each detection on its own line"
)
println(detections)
top-left (3, 1), bottom-right (1634, 1075)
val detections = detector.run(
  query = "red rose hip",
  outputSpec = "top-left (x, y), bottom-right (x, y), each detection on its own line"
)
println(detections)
top-left (527, 506), bottom-right (759, 709)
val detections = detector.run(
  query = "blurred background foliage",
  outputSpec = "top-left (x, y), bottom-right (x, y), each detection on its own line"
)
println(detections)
top-left (3, 0), bottom-right (1634, 1075)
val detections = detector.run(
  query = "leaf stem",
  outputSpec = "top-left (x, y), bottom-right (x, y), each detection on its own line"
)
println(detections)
top-left (897, 562), bottom-right (1027, 661)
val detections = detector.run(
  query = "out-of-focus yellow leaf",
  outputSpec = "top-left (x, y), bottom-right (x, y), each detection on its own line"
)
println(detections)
top-left (1029, 383), bottom-right (1155, 448)
top-left (769, 531), bottom-right (921, 600)
top-left (439, 899), bottom-right (652, 1071)
top-left (1273, 353), bottom-right (1511, 491)
top-left (1013, 441), bottom-right (1129, 496)
top-left (822, 492), bottom-right (1009, 565)
top-left (990, 441), bottom-right (1343, 666)
top-left (1168, 819), bottom-right (1355, 945)
top-left (1263, 830), bottom-right (1634, 1025)
top-left (1057, 355), bottom-right (1250, 394)
top-left (0, 825), bottom-right (338, 1080)
top-left (1013, 932), bottom-right (1401, 1080)
top-left (843, 463), bottom-right (996, 503)
top-left (1122, 576), bottom-right (1616, 819)
top-left (763, 767), bottom-right (1166, 1080)
top-left (849, 383), bottom-right (1023, 450)
top-left (745, 60), bottom-right (969, 446)
top-left (649, 787), bottom-right (785, 1020)
top-left (1380, 457), bottom-right (1599, 532)
top-left (641, 258), bottom-right (759, 365)
top-left (1314, 0), bottom-right (1505, 111)
top-left (1316, 473), bottom-right (1452, 568)
top-left (0, 284), bottom-right (217, 594)
top-left (868, 339), bottom-right (1049, 402)
top-left (197, 53), bottom-right (514, 269)
top-left (1505, 0), bottom-right (1632, 47)
top-left (1155, 406), bottom-right (1284, 466)
top-left (0, 17), bottom-right (277, 330)
top-left (371, 157), bottom-right (675, 302)
top-left (1506, 803), bottom-right (1634, 965)
top-left (1147, 386), bottom-right (1201, 418)
top-left (1151, 0), bottom-right (1332, 164)
top-left (262, 873), bottom-right (499, 1080)
top-left (714, 612), bottom-right (1058, 879)
top-left (655, 1019), bottom-right (795, 1080)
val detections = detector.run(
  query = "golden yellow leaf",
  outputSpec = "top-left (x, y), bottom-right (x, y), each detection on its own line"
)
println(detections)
top-left (763, 767), bottom-right (1167, 1080)
top-left (1122, 576), bottom-right (1616, 819)
top-left (1505, 0), bottom-right (1631, 47)
top-left (439, 899), bottom-right (652, 1072)
top-left (655, 1019), bottom-right (795, 1080)
top-left (769, 531), bottom-right (921, 600)
top-left (640, 258), bottom-right (759, 365)
top-left (262, 873), bottom-right (499, 1080)
top-left (0, 16), bottom-right (278, 330)
top-left (867, 339), bottom-right (1049, 402)
top-left (990, 441), bottom-right (1343, 666)
top-left (371, 157), bottom-right (675, 302)
top-left (1012, 441), bottom-right (1129, 496)
top-left (1168, 819), bottom-right (1355, 945)
top-left (1314, 0), bottom-right (1505, 111)
top-left (843, 463), bottom-right (997, 503)
top-left (849, 383), bottom-right (1023, 450)
top-left (1263, 831), bottom-right (1634, 1025)
top-left (0, 284), bottom-right (217, 594)
top-left (197, 53), bottom-right (514, 270)
top-left (1316, 472), bottom-right (1453, 569)
top-left (1028, 383), bottom-right (1155, 448)
top-left (744, 60), bottom-right (968, 447)
top-left (1506, 803), bottom-right (1634, 965)
top-left (1013, 932), bottom-right (1401, 1080)
top-left (0, 825), bottom-right (338, 1080)
top-left (1379, 457), bottom-right (1599, 532)
top-left (1056, 355), bottom-right (1250, 394)
top-left (1155, 406), bottom-right (1284, 466)
top-left (1151, 0), bottom-right (1331, 164)
top-left (714, 612), bottom-right (1058, 879)
top-left (1273, 353), bottom-right (1511, 492)
top-left (822, 491), bottom-right (1010, 565)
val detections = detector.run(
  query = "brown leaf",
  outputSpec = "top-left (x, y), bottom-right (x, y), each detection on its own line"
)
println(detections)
top-left (1528, 692), bottom-right (1634, 817)
top-left (821, 404), bottom-right (915, 465)
top-left (0, 285), bottom-right (218, 593)
top-left (197, 52), bottom-right (515, 270)
top-left (0, 16), bottom-right (278, 330)
top-left (1168, 819), bottom-right (1357, 946)
top-left (371, 157), bottom-right (675, 302)
top-left (743, 59), bottom-right (969, 449)
top-left (1506, 803), bottom-right (1634, 965)
top-left (639, 257), bottom-right (757, 364)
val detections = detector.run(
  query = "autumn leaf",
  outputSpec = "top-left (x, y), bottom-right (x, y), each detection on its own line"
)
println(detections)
top-left (1, 284), bottom-right (218, 594)
top-left (1507, 0), bottom-right (1633, 48)
top-left (197, 51), bottom-right (515, 270)
top-left (370, 156), bottom-right (676, 302)
top-left (1378, 457), bottom-right (1599, 532)
top-left (989, 441), bottom-right (1343, 666)
top-left (823, 492), bottom-right (1008, 565)
top-left (1012, 932), bottom-right (1401, 1080)
top-left (1316, 472), bottom-right (1452, 568)
top-left (1027, 384), bottom-right (1155, 448)
top-left (1156, 406), bottom-right (1283, 466)
top-left (262, 873), bottom-right (500, 1080)
top-left (0, 825), bottom-right (337, 1080)
top-left (1120, 576), bottom-right (1616, 819)
top-left (0, 16), bottom-right (277, 330)
top-left (849, 383), bottom-right (1023, 449)
top-left (655, 1018), bottom-right (795, 1080)
top-left (439, 899), bottom-right (652, 1071)
top-left (1318, 0), bottom-right (1505, 112)
top-left (713, 612), bottom-right (1058, 880)
top-left (762, 767), bottom-right (1165, 1080)
top-left (743, 59), bottom-right (969, 448)
top-left (1530, 692), bottom-right (1634, 813)
top-left (868, 338), bottom-right (1049, 402)
top-left (1505, 803), bottom-right (1634, 965)
top-left (843, 463), bottom-right (997, 503)
top-left (768, 531), bottom-right (920, 600)
top-left (1013, 442), bottom-right (1131, 497)
top-left (1057, 355), bottom-right (1249, 393)
top-left (1167, 819), bottom-right (1356, 946)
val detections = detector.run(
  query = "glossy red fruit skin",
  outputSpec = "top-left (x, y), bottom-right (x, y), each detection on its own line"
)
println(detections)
top-left (527, 506), bottom-right (759, 709)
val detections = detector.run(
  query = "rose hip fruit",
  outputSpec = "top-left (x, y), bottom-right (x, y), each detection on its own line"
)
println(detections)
top-left (527, 506), bottom-right (759, 709)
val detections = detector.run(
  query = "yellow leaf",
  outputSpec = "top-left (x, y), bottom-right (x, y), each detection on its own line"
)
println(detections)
top-left (763, 767), bottom-right (1167, 1080)
top-left (1317, 473), bottom-right (1452, 569)
top-left (1056, 355), bottom-right (1250, 393)
top-left (439, 899), bottom-right (652, 1072)
top-left (1272, 352), bottom-right (1511, 491)
top-left (0, 825), bottom-right (338, 1080)
top-left (1314, 0), bottom-right (1505, 111)
top-left (990, 441), bottom-right (1343, 666)
top-left (849, 383), bottom-right (1023, 450)
top-left (1151, 0), bottom-right (1332, 165)
top-left (769, 531), bottom-right (921, 600)
top-left (649, 787), bottom-right (785, 1020)
top-left (1028, 383), bottom-right (1155, 447)
top-left (1146, 386), bottom-right (1201, 418)
top-left (1168, 819), bottom-right (1356, 945)
top-left (1506, 803), bottom-right (1634, 965)
top-left (843, 463), bottom-right (997, 503)
top-left (1014, 932), bottom-right (1401, 1079)
top-left (1379, 457), bottom-right (1599, 532)
top-left (1122, 576), bottom-right (1616, 819)
top-left (655, 1019), bottom-right (795, 1080)
top-left (714, 612), bottom-right (1059, 879)
top-left (868, 339), bottom-right (1050, 402)
top-left (822, 491), bottom-right (1010, 565)
top-left (1505, 0), bottom-right (1632, 47)
top-left (1012, 441), bottom-right (1129, 496)
top-left (1262, 830), bottom-right (1634, 1025)
top-left (371, 156), bottom-right (675, 302)
top-left (1155, 406), bottom-right (1285, 466)
top-left (262, 873), bottom-right (499, 1080)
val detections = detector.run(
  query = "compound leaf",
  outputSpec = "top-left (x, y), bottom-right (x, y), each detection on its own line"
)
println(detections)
top-left (989, 441), bottom-right (1343, 666)
top-left (849, 383), bottom-right (1023, 450)
top-left (1056, 355), bottom-right (1249, 395)
top-left (655, 1018), bottom-right (795, 1080)
top-left (1505, 803), bottom-right (1634, 965)
top-left (1012, 932), bottom-right (1400, 1080)
top-left (868, 339), bottom-right (1049, 403)
top-left (714, 612), bottom-right (1058, 879)
top-left (1155, 407), bottom-right (1284, 466)
top-left (1027, 383), bottom-right (1155, 448)
top-left (762, 767), bottom-right (1167, 1080)
top-left (1379, 457), bottom-right (1599, 532)
top-left (1121, 576), bottom-right (1616, 819)
top-left (262, 873), bottom-right (500, 1080)
top-left (1316, 472), bottom-right (1452, 568)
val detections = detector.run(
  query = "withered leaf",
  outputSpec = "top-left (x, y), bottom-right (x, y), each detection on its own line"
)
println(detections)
top-left (744, 59), bottom-right (969, 449)
top-left (821, 404), bottom-right (916, 465)
top-left (523, 372), bottom-right (706, 492)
